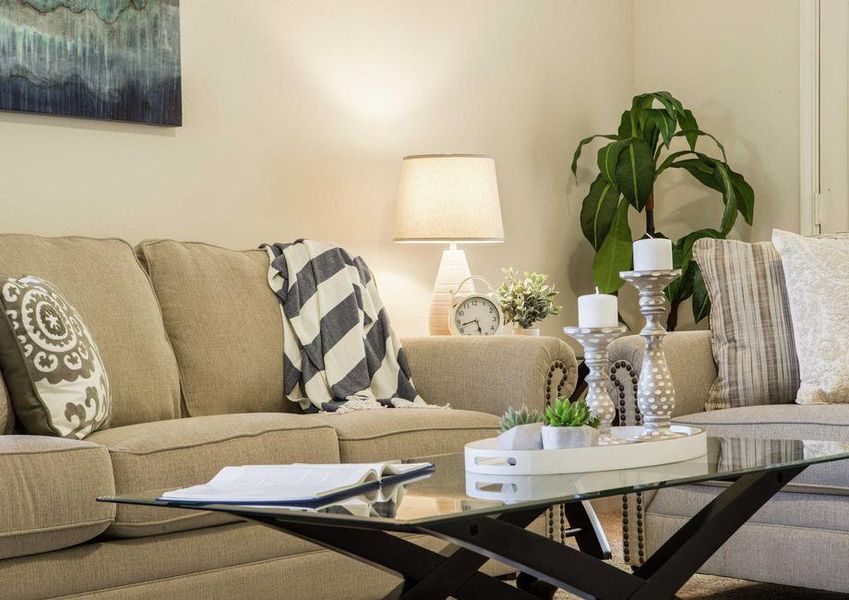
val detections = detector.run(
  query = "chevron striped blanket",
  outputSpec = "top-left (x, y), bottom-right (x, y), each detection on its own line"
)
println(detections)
top-left (263, 240), bottom-right (431, 413)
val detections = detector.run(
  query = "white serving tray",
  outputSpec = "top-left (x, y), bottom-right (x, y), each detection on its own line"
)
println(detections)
top-left (464, 425), bottom-right (706, 475)
top-left (465, 454), bottom-right (710, 503)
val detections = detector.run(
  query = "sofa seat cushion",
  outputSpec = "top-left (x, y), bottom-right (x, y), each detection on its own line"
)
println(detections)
top-left (0, 235), bottom-right (181, 426)
top-left (0, 435), bottom-right (115, 559)
top-left (676, 405), bottom-right (849, 490)
top-left (136, 240), bottom-right (290, 417)
top-left (649, 485), bottom-right (849, 535)
top-left (311, 408), bottom-right (499, 462)
top-left (676, 404), bottom-right (849, 439)
top-left (0, 518), bottom-right (523, 600)
top-left (87, 413), bottom-right (340, 538)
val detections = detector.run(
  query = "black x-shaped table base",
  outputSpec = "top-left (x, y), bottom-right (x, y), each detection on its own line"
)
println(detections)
top-left (238, 465), bottom-right (805, 600)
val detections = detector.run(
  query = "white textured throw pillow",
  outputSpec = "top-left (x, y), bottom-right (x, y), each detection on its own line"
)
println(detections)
top-left (772, 229), bottom-right (849, 404)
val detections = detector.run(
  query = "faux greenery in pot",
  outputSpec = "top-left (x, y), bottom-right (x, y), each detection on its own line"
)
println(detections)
top-left (499, 406), bottom-right (544, 432)
top-left (571, 91), bottom-right (754, 330)
top-left (542, 396), bottom-right (600, 449)
top-left (497, 268), bottom-right (563, 334)
top-left (497, 406), bottom-right (544, 450)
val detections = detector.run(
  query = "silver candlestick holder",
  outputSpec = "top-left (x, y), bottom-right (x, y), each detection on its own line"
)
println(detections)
top-left (619, 269), bottom-right (683, 441)
top-left (563, 325), bottom-right (628, 445)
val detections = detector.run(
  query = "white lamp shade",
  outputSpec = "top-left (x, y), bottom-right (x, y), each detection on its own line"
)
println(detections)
top-left (394, 154), bottom-right (504, 243)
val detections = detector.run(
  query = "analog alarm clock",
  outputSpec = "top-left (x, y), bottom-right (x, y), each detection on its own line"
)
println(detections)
top-left (448, 276), bottom-right (504, 336)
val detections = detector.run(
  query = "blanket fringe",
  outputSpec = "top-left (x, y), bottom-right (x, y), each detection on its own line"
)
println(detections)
top-left (330, 397), bottom-right (450, 414)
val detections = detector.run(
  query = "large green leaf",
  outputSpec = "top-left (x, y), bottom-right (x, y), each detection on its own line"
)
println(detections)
top-left (670, 157), bottom-right (715, 187)
top-left (677, 109), bottom-right (699, 150)
top-left (580, 175), bottom-right (620, 250)
top-left (714, 161), bottom-right (738, 235)
top-left (652, 91), bottom-right (685, 117)
top-left (656, 150), bottom-right (698, 174)
top-left (615, 139), bottom-right (655, 210)
top-left (730, 171), bottom-right (754, 225)
top-left (672, 129), bottom-right (727, 162)
top-left (692, 264), bottom-right (711, 323)
top-left (618, 109), bottom-right (636, 138)
top-left (593, 199), bottom-right (632, 293)
top-left (664, 233), bottom-right (692, 303)
top-left (678, 228), bottom-right (723, 274)
top-left (571, 134), bottom-right (617, 177)
top-left (597, 140), bottom-right (626, 188)
top-left (671, 157), bottom-right (752, 230)
top-left (648, 109), bottom-right (677, 149)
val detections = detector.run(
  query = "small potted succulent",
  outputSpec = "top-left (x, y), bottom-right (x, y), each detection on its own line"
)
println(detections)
top-left (497, 406), bottom-right (544, 450)
top-left (542, 396), bottom-right (600, 449)
top-left (496, 268), bottom-right (563, 336)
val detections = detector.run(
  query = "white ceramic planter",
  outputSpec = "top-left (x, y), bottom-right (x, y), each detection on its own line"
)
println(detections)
top-left (512, 326), bottom-right (541, 336)
top-left (541, 425), bottom-right (599, 450)
top-left (496, 422), bottom-right (543, 450)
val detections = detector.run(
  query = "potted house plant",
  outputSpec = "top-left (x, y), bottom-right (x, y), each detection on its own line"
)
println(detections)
top-left (496, 268), bottom-right (562, 336)
top-left (542, 396), bottom-right (600, 449)
top-left (497, 406), bottom-right (544, 450)
top-left (571, 91), bottom-right (755, 329)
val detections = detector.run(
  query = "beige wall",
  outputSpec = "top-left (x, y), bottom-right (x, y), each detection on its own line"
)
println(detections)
top-left (0, 0), bottom-right (633, 338)
top-left (633, 0), bottom-right (800, 244)
top-left (0, 1), bottom-right (804, 337)
top-left (630, 0), bottom-right (800, 329)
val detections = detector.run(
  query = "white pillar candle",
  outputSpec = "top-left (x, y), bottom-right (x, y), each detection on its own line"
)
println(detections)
top-left (578, 289), bottom-right (619, 328)
top-left (633, 237), bottom-right (673, 271)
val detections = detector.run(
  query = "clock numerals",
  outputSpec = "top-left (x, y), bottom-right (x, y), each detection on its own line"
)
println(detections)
top-left (453, 296), bottom-right (501, 336)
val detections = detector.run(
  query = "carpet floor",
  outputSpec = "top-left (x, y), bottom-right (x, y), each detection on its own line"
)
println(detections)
top-left (548, 511), bottom-right (849, 599)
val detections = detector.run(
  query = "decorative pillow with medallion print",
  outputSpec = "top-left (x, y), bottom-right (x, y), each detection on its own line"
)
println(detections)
top-left (0, 276), bottom-right (111, 439)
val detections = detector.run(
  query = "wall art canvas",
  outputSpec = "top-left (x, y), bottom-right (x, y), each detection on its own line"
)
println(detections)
top-left (0, 0), bottom-right (182, 126)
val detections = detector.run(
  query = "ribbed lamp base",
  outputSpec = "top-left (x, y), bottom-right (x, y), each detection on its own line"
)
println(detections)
top-left (429, 246), bottom-right (475, 335)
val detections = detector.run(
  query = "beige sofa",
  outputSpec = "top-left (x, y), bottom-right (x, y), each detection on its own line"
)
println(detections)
top-left (611, 331), bottom-right (849, 594)
top-left (0, 235), bottom-right (577, 600)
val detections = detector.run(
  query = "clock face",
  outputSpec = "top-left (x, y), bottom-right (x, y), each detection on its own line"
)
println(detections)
top-left (453, 296), bottom-right (501, 336)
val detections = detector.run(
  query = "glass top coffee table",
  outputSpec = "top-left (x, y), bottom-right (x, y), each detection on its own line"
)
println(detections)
top-left (100, 435), bottom-right (849, 600)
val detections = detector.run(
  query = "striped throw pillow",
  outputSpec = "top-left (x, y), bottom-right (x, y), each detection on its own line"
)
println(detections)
top-left (693, 238), bottom-right (799, 411)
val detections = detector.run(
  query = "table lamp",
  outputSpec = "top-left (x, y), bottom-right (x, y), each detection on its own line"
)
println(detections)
top-left (394, 154), bottom-right (504, 335)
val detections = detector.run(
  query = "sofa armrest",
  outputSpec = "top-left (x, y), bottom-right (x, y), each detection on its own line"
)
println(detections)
top-left (609, 330), bottom-right (716, 419)
top-left (402, 336), bottom-right (578, 417)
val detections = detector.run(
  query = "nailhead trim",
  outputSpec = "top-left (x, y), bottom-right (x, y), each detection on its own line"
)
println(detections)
top-left (611, 360), bottom-right (643, 564)
top-left (544, 360), bottom-right (574, 544)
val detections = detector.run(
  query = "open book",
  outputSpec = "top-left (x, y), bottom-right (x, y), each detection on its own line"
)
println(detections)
top-left (158, 462), bottom-right (434, 506)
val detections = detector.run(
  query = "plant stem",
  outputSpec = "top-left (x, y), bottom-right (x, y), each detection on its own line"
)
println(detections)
top-left (645, 191), bottom-right (655, 236)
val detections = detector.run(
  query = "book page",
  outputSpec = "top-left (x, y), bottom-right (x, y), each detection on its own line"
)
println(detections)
top-left (159, 462), bottom-right (434, 504)
top-left (161, 465), bottom-right (377, 503)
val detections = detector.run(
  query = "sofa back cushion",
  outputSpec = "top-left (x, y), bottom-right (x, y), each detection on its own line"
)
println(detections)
top-left (0, 235), bottom-right (180, 426)
top-left (137, 240), bottom-right (290, 416)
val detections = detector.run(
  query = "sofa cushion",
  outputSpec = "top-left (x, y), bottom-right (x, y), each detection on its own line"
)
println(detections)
top-left (0, 235), bottom-right (180, 426)
top-left (649, 485), bottom-right (849, 535)
top-left (0, 435), bottom-right (115, 559)
top-left (310, 408), bottom-right (499, 462)
top-left (676, 403), bottom-right (849, 439)
top-left (136, 240), bottom-right (290, 417)
top-left (693, 237), bottom-right (799, 411)
top-left (0, 276), bottom-right (112, 439)
top-left (676, 404), bottom-right (849, 489)
top-left (773, 230), bottom-right (849, 404)
top-left (87, 413), bottom-right (339, 538)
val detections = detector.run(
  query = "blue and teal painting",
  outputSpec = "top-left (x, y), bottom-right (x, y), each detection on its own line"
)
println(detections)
top-left (0, 0), bottom-right (181, 126)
